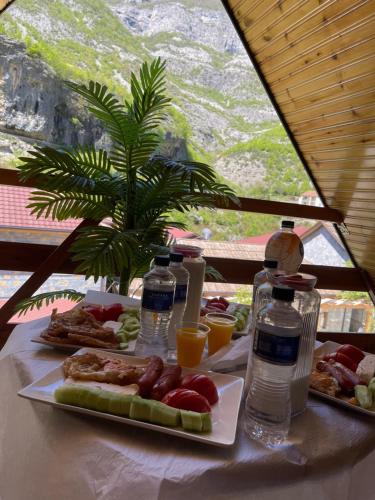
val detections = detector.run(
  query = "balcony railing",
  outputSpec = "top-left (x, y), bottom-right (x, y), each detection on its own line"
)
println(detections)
top-left (0, 167), bottom-right (374, 351)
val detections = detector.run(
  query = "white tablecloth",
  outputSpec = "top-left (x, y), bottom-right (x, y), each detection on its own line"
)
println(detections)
top-left (1, 321), bottom-right (374, 500)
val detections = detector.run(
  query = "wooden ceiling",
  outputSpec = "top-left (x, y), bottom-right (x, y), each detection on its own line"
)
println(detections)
top-left (222, 0), bottom-right (375, 294)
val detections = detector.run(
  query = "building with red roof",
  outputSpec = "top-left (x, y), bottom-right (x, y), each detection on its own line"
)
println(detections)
top-left (237, 226), bottom-right (309, 245)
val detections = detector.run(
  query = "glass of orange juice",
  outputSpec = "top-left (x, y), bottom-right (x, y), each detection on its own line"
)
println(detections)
top-left (176, 322), bottom-right (210, 368)
top-left (205, 312), bottom-right (237, 356)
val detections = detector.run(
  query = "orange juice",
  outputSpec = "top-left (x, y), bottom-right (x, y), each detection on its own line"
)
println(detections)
top-left (176, 324), bottom-right (209, 367)
top-left (205, 313), bottom-right (236, 356)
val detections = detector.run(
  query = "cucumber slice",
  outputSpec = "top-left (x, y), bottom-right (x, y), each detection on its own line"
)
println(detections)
top-left (180, 410), bottom-right (212, 433)
top-left (129, 397), bottom-right (154, 422)
top-left (368, 377), bottom-right (375, 395)
top-left (107, 393), bottom-right (133, 416)
top-left (355, 385), bottom-right (373, 409)
top-left (54, 384), bottom-right (134, 415)
top-left (150, 402), bottom-right (180, 427)
top-left (180, 410), bottom-right (203, 432)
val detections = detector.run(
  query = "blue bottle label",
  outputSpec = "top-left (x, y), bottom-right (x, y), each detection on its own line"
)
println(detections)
top-left (174, 284), bottom-right (187, 303)
top-left (142, 289), bottom-right (174, 312)
top-left (253, 327), bottom-right (300, 365)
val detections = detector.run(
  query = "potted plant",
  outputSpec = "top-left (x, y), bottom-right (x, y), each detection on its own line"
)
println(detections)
top-left (16, 58), bottom-right (237, 313)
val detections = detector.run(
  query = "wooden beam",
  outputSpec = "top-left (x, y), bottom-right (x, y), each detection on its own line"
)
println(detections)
top-left (316, 332), bottom-right (375, 354)
top-left (0, 322), bottom-right (16, 350)
top-left (0, 168), bottom-right (37, 188)
top-left (225, 197), bottom-right (343, 223)
top-left (0, 220), bottom-right (95, 329)
top-left (0, 0), bottom-right (16, 14)
top-left (0, 240), bottom-right (368, 291)
top-left (0, 168), bottom-right (343, 222)
top-left (204, 256), bottom-right (368, 291)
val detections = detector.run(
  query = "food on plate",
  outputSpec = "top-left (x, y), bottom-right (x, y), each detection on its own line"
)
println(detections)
top-left (200, 297), bottom-right (250, 332)
top-left (54, 384), bottom-right (212, 432)
top-left (336, 344), bottom-right (365, 365)
top-left (180, 410), bottom-right (212, 432)
top-left (137, 356), bottom-right (164, 397)
top-left (63, 352), bottom-right (145, 385)
top-left (316, 360), bottom-right (364, 393)
top-left (82, 303), bottom-right (124, 322)
top-left (41, 308), bottom-right (120, 349)
top-left (150, 365), bottom-right (182, 401)
top-left (162, 388), bottom-right (211, 413)
top-left (356, 355), bottom-right (375, 384)
top-left (310, 343), bottom-right (375, 411)
top-left (354, 385), bottom-right (373, 409)
top-left (323, 352), bottom-right (358, 372)
top-left (309, 369), bottom-right (339, 397)
top-left (56, 353), bottom-right (219, 432)
top-left (55, 384), bottom-right (135, 415)
top-left (181, 373), bottom-right (219, 405)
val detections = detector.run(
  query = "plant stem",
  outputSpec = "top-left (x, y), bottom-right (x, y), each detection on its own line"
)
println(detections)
top-left (119, 268), bottom-right (131, 296)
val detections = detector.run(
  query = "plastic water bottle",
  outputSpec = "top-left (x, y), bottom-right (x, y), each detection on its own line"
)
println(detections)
top-left (135, 255), bottom-right (176, 359)
top-left (168, 252), bottom-right (189, 355)
top-left (265, 220), bottom-right (304, 274)
top-left (244, 286), bottom-right (302, 447)
top-left (251, 259), bottom-right (278, 322)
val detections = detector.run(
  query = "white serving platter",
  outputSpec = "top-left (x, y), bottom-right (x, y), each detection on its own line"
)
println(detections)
top-left (18, 348), bottom-right (244, 447)
top-left (31, 291), bottom-right (141, 355)
top-left (310, 341), bottom-right (375, 417)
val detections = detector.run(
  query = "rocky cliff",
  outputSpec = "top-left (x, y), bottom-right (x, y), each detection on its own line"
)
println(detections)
top-left (0, 0), bottom-right (309, 195)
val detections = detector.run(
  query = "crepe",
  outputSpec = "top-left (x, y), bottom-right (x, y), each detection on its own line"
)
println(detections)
top-left (63, 352), bottom-right (145, 386)
top-left (41, 308), bottom-right (120, 349)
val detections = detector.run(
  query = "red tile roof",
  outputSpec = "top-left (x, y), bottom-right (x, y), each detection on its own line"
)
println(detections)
top-left (237, 226), bottom-right (309, 245)
top-left (0, 185), bottom-right (79, 231)
top-left (168, 227), bottom-right (197, 239)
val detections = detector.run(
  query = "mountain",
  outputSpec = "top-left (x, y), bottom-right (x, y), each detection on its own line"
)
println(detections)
top-left (0, 0), bottom-right (312, 238)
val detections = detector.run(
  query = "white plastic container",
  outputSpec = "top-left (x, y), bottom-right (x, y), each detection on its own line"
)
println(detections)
top-left (171, 244), bottom-right (206, 324)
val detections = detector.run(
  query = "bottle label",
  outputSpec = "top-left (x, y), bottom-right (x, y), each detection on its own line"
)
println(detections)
top-left (142, 289), bottom-right (174, 312)
top-left (174, 284), bottom-right (187, 303)
top-left (253, 327), bottom-right (300, 365)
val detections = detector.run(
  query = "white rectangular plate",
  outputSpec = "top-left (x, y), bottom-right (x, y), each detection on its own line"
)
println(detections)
top-left (310, 341), bottom-right (375, 417)
top-left (30, 292), bottom-right (141, 355)
top-left (18, 348), bottom-right (244, 447)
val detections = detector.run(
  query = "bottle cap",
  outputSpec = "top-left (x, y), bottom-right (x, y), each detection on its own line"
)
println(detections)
top-left (281, 220), bottom-right (294, 229)
top-left (169, 252), bottom-right (184, 263)
top-left (263, 259), bottom-right (278, 269)
top-left (170, 244), bottom-right (203, 258)
top-left (272, 285), bottom-right (295, 302)
top-left (154, 255), bottom-right (170, 266)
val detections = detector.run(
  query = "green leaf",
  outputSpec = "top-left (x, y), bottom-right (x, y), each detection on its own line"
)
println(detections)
top-left (14, 290), bottom-right (85, 315)
top-left (70, 226), bottom-right (138, 281)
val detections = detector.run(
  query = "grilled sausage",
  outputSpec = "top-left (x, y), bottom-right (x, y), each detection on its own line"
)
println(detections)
top-left (138, 356), bottom-right (164, 397)
top-left (150, 365), bottom-right (182, 401)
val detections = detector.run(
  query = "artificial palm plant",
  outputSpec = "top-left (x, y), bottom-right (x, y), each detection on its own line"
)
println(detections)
top-left (16, 58), bottom-right (237, 313)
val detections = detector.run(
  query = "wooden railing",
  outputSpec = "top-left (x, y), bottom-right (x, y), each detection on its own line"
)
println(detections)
top-left (0, 168), bottom-right (374, 350)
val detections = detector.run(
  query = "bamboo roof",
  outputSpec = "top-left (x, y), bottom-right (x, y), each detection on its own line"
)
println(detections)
top-left (222, 0), bottom-right (375, 297)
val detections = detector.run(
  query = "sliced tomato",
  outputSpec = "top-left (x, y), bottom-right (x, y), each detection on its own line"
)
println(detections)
top-left (161, 388), bottom-right (211, 413)
top-left (207, 301), bottom-right (227, 311)
top-left (82, 305), bottom-right (104, 322)
top-left (103, 303), bottom-right (124, 321)
top-left (323, 352), bottom-right (358, 372)
top-left (336, 344), bottom-right (365, 365)
top-left (181, 374), bottom-right (218, 405)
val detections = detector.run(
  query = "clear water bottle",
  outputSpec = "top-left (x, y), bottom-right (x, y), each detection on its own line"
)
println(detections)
top-left (244, 286), bottom-right (302, 447)
top-left (251, 259), bottom-right (278, 320)
top-left (135, 255), bottom-right (176, 359)
top-left (265, 220), bottom-right (304, 274)
top-left (168, 252), bottom-right (189, 355)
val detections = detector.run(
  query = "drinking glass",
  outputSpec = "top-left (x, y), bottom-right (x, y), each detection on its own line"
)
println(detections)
top-left (205, 312), bottom-right (237, 356)
top-left (176, 322), bottom-right (210, 367)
